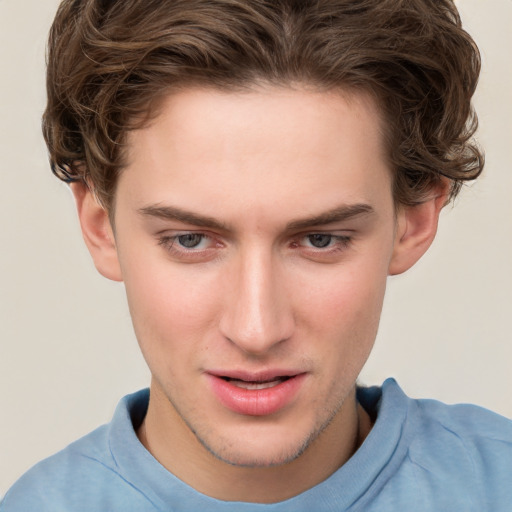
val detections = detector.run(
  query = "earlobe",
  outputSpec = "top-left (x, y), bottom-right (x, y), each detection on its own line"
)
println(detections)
top-left (388, 184), bottom-right (449, 276)
top-left (70, 182), bottom-right (123, 282)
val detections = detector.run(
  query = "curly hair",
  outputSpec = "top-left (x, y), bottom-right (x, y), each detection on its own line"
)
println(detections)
top-left (44, 0), bottom-right (483, 210)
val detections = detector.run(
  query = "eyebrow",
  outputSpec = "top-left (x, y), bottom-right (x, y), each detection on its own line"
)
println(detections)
top-left (285, 203), bottom-right (375, 230)
top-left (138, 202), bottom-right (375, 231)
top-left (138, 204), bottom-right (230, 231)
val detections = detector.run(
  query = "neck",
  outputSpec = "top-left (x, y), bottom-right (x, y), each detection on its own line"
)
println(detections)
top-left (137, 384), bottom-right (372, 504)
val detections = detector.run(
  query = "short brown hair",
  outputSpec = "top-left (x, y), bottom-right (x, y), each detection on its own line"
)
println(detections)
top-left (44, 0), bottom-right (483, 210)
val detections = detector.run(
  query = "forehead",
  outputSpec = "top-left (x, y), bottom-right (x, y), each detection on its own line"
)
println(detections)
top-left (118, 85), bottom-right (393, 225)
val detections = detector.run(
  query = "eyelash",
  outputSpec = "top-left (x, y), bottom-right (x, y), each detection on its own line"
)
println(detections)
top-left (298, 234), bottom-right (352, 251)
top-left (157, 232), bottom-right (353, 261)
top-left (158, 233), bottom-right (219, 261)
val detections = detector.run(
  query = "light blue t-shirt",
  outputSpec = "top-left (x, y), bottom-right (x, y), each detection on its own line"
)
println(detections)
top-left (2, 379), bottom-right (512, 511)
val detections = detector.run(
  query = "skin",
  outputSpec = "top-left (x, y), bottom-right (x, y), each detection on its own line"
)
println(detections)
top-left (72, 85), bottom-right (446, 503)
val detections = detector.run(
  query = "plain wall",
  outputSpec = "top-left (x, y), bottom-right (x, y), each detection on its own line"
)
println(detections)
top-left (1, 0), bottom-right (511, 496)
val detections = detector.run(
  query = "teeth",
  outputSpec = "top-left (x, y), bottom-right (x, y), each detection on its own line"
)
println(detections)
top-left (228, 378), bottom-right (286, 390)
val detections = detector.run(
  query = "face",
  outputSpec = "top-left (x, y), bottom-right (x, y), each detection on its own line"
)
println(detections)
top-left (108, 86), bottom-right (400, 467)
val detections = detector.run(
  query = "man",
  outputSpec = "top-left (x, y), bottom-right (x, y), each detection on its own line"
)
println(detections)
top-left (1, 0), bottom-right (511, 510)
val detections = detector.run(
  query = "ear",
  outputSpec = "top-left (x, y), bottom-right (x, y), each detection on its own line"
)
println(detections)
top-left (70, 182), bottom-right (123, 282)
top-left (388, 183), bottom-right (449, 276)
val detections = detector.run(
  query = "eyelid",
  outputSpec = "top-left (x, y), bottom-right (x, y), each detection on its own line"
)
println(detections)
top-left (288, 230), bottom-right (354, 254)
top-left (158, 231), bottom-right (213, 248)
top-left (156, 229), bottom-right (354, 263)
top-left (301, 233), bottom-right (352, 245)
top-left (157, 231), bottom-right (225, 264)
top-left (294, 228), bottom-right (355, 240)
top-left (167, 233), bottom-right (209, 250)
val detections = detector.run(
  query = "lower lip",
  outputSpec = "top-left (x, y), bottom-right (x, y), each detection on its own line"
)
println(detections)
top-left (206, 374), bottom-right (306, 416)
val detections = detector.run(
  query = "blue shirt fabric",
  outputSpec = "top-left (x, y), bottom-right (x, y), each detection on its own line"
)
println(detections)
top-left (2, 378), bottom-right (512, 511)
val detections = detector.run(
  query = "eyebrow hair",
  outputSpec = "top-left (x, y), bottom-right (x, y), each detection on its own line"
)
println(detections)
top-left (285, 203), bottom-right (375, 230)
top-left (138, 204), bottom-right (230, 231)
top-left (139, 202), bottom-right (375, 232)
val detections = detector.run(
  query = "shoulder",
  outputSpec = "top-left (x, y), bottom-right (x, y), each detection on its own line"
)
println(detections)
top-left (384, 380), bottom-right (512, 508)
top-left (415, 392), bottom-right (512, 434)
top-left (359, 379), bottom-right (512, 472)
top-left (1, 426), bottom-right (126, 511)
top-left (411, 391), bottom-right (512, 460)
top-left (371, 378), bottom-right (512, 446)
top-left (1, 390), bottom-right (153, 512)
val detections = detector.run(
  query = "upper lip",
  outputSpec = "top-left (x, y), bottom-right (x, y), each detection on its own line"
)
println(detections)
top-left (206, 369), bottom-right (304, 382)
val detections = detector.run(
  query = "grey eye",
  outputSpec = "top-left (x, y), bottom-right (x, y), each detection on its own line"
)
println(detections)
top-left (177, 234), bottom-right (204, 248)
top-left (307, 234), bottom-right (332, 248)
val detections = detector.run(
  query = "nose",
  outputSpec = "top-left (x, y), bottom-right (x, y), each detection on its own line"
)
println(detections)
top-left (219, 246), bottom-right (295, 356)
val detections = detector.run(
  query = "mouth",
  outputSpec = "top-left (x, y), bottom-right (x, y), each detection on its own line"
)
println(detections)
top-left (220, 375), bottom-right (292, 390)
top-left (206, 371), bottom-right (305, 416)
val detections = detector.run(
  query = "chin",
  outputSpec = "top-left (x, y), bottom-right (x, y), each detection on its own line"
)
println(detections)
top-left (196, 424), bottom-right (320, 468)
top-left (209, 443), bottom-right (308, 468)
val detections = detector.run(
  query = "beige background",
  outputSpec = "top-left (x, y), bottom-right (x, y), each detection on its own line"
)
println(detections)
top-left (1, 0), bottom-right (511, 496)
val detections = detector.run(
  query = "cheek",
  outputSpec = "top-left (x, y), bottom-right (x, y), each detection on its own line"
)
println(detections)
top-left (121, 257), bottom-right (221, 354)
top-left (296, 260), bottom-right (388, 324)
top-left (292, 258), bottom-right (388, 362)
